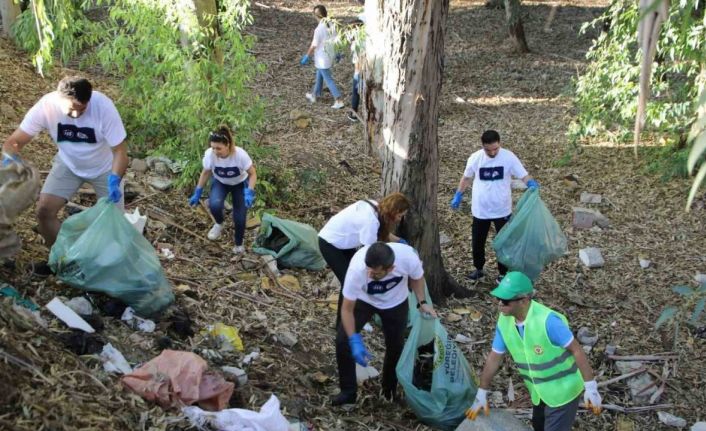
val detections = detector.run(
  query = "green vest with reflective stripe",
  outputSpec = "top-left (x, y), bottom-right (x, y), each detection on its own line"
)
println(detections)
top-left (498, 301), bottom-right (583, 407)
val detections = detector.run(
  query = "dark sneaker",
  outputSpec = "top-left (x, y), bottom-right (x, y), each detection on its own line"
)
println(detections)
top-left (466, 269), bottom-right (485, 281)
top-left (496, 275), bottom-right (505, 285)
top-left (330, 392), bottom-right (357, 406)
top-left (347, 111), bottom-right (359, 122)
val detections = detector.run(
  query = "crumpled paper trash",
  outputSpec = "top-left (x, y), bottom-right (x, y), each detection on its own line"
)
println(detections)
top-left (0, 162), bottom-right (40, 257)
top-left (183, 394), bottom-right (288, 431)
top-left (122, 350), bottom-right (234, 411)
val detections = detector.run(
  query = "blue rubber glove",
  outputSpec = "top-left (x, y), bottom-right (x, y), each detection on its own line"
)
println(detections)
top-left (244, 187), bottom-right (256, 208)
top-left (348, 333), bottom-right (373, 366)
top-left (1, 152), bottom-right (22, 167)
top-left (335, 53), bottom-right (343, 63)
top-left (189, 187), bottom-right (203, 207)
top-left (300, 54), bottom-right (310, 65)
top-left (527, 179), bottom-right (540, 190)
top-left (107, 173), bottom-right (122, 203)
top-left (398, 238), bottom-right (408, 245)
top-left (450, 190), bottom-right (464, 210)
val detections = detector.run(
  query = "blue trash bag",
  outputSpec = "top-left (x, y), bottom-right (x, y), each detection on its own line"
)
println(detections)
top-left (396, 315), bottom-right (477, 430)
top-left (492, 188), bottom-right (567, 281)
top-left (49, 198), bottom-right (174, 316)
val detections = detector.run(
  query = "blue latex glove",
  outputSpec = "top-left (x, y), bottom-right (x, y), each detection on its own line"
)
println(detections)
top-left (398, 238), bottom-right (408, 245)
top-left (1, 152), bottom-right (22, 167)
top-left (527, 179), bottom-right (540, 190)
top-left (107, 173), bottom-right (122, 203)
top-left (300, 54), bottom-right (310, 65)
top-left (335, 53), bottom-right (343, 63)
top-left (244, 187), bottom-right (256, 208)
top-left (189, 187), bottom-right (203, 207)
top-left (450, 190), bottom-right (464, 210)
top-left (348, 333), bottom-right (373, 366)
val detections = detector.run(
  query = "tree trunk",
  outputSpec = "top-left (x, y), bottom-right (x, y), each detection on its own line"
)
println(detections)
top-left (1, 0), bottom-right (22, 37)
top-left (362, 0), bottom-right (470, 301)
top-left (504, 0), bottom-right (529, 53)
top-left (178, 0), bottom-right (223, 63)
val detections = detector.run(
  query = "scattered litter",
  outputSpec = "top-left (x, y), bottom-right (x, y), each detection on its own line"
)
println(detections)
top-left (101, 343), bottom-right (132, 374)
top-left (65, 296), bottom-right (93, 316)
top-left (124, 207), bottom-right (147, 234)
top-left (695, 273), bottom-right (706, 285)
top-left (639, 259), bottom-right (652, 269)
top-left (0, 284), bottom-right (38, 311)
top-left (161, 248), bottom-right (175, 260)
top-left (222, 366), bottom-right (248, 386)
top-left (261, 255), bottom-right (281, 277)
top-left (657, 412), bottom-right (687, 428)
top-left (183, 394), bottom-right (289, 431)
top-left (12, 304), bottom-right (47, 327)
top-left (121, 307), bottom-right (156, 333)
top-left (362, 323), bottom-right (373, 332)
top-left (355, 364), bottom-right (379, 384)
top-left (122, 350), bottom-right (234, 411)
top-left (454, 334), bottom-right (473, 343)
top-left (691, 422), bottom-right (706, 431)
top-left (46, 297), bottom-right (95, 333)
top-left (454, 96), bottom-right (466, 104)
top-left (243, 350), bottom-right (260, 365)
top-left (204, 323), bottom-right (244, 352)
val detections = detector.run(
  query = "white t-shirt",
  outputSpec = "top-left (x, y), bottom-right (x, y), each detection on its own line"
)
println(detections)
top-left (312, 20), bottom-right (335, 69)
top-left (463, 148), bottom-right (528, 219)
top-left (318, 200), bottom-right (379, 249)
top-left (202, 147), bottom-right (253, 186)
top-left (342, 242), bottom-right (424, 310)
top-left (19, 91), bottom-right (126, 178)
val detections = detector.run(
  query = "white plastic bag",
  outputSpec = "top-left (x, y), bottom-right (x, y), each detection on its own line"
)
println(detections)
top-left (124, 207), bottom-right (147, 235)
top-left (183, 394), bottom-right (288, 431)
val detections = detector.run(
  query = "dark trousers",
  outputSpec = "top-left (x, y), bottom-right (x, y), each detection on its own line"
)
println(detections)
top-left (318, 237), bottom-right (357, 328)
top-left (351, 73), bottom-right (360, 112)
top-left (472, 215), bottom-right (510, 275)
top-left (209, 179), bottom-right (247, 246)
top-left (335, 299), bottom-right (408, 396)
top-left (532, 396), bottom-right (580, 431)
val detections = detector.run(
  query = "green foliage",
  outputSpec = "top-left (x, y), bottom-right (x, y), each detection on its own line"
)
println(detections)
top-left (655, 282), bottom-right (706, 349)
top-left (11, 0), bottom-right (103, 75)
top-left (686, 71), bottom-right (706, 209)
top-left (570, 0), bottom-right (706, 150)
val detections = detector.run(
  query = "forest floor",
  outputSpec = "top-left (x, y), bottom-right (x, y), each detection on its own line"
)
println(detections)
top-left (1, 0), bottom-right (705, 430)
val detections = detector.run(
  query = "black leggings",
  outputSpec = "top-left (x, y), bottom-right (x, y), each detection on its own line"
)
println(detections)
top-left (472, 215), bottom-right (511, 275)
top-left (318, 237), bottom-right (357, 327)
top-left (335, 299), bottom-right (408, 396)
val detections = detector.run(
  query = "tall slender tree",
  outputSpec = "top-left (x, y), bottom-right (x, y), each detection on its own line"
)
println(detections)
top-left (362, 0), bottom-right (469, 300)
top-left (0, 0), bottom-right (21, 37)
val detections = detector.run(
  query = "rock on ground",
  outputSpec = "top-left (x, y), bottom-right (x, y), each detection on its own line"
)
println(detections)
top-left (455, 410), bottom-right (531, 431)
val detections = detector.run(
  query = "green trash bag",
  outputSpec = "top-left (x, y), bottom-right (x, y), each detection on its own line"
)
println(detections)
top-left (252, 213), bottom-right (326, 270)
top-left (492, 189), bottom-right (567, 281)
top-left (49, 198), bottom-right (174, 316)
top-left (396, 315), bottom-right (477, 430)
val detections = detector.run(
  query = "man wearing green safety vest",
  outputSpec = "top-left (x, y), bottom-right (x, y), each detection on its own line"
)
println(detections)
top-left (466, 272), bottom-right (602, 430)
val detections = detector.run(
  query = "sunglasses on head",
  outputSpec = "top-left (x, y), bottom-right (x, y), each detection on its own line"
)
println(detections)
top-left (209, 131), bottom-right (229, 143)
top-left (499, 296), bottom-right (525, 306)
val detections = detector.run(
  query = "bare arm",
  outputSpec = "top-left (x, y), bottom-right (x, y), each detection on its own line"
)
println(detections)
top-left (341, 298), bottom-right (357, 337)
top-left (246, 164), bottom-right (257, 190)
top-left (521, 175), bottom-right (533, 184)
top-left (410, 276), bottom-right (436, 317)
top-left (388, 233), bottom-right (400, 242)
top-left (457, 176), bottom-right (472, 193)
top-left (111, 142), bottom-right (129, 177)
top-left (196, 169), bottom-right (212, 189)
top-left (306, 44), bottom-right (316, 57)
top-left (479, 350), bottom-right (505, 389)
top-left (566, 339), bottom-right (595, 381)
top-left (2, 129), bottom-right (33, 156)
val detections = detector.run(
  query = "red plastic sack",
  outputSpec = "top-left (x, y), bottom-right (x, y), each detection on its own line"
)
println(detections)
top-left (122, 350), bottom-right (233, 411)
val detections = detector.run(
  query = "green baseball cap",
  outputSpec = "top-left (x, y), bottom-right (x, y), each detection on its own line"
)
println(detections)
top-left (490, 272), bottom-right (534, 300)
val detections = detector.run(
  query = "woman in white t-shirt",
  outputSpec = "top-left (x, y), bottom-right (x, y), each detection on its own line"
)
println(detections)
top-left (188, 125), bottom-right (257, 254)
top-left (318, 192), bottom-right (410, 326)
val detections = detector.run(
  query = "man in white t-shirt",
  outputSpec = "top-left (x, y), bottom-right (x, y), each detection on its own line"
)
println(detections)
top-left (331, 242), bottom-right (436, 406)
top-left (450, 130), bottom-right (538, 285)
top-left (2, 76), bottom-right (128, 248)
top-left (299, 4), bottom-right (344, 110)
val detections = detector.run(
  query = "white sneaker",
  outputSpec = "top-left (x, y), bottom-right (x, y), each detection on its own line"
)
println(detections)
top-left (331, 100), bottom-right (344, 109)
top-left (207, 223), bottom-right (223, 240)
top-left (305, 93), bottom-right (316, 103)
top-left (233, 245), bottom-right (245, 254)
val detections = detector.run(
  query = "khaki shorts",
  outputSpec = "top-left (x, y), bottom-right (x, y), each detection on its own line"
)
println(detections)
top-left (41, 156), bottom-right (124, 207)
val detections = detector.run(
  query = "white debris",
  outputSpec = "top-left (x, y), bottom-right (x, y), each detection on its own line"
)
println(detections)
top-left (161, 248), bottom-right (175, 260)
top-left (124, 207), bottom-right (147, 234)
top-left (46, 297), bottom-right (95, 333)
top-left (222, 366), bottom-right (248, 386)
top-left (454, 334), bottom-right (473, 344)
top-left (100, 343), bottom-right (132, 374)
top-left (362, 323), bottom-right (373, 332)
top-left (657, 412), bottom-right (687, 428)
top-left (243, 350), bottom-right (260, 365)
top-left (639, 259), bottom-right (652, 269)
top-left (121, 306), bottom-right (156, 332)
top-left (65, 296), bottom-right (93, 316)
top-left (355, 364), bottom-right (380, 384)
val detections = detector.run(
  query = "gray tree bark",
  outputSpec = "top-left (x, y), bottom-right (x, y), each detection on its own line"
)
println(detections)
top-left (504, 0), bottom-right (529, 53)
top-left (362, 0), bottom-right (469, 301)
top-left (1, 0), bottom-right (22, 37)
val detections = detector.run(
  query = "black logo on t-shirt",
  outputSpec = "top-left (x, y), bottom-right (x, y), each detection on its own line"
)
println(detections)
top-left (366, 276), bottom-right (404, 295)
top-left (57, 123), bottom-right (97, 144)
top-left (479, 166), bottom-right (504, 181)
top-left (214, 166), bottom-right (241, 178)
